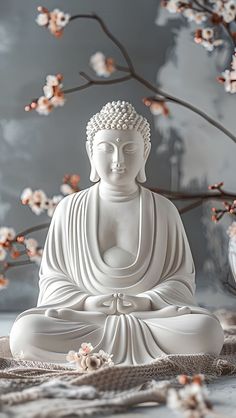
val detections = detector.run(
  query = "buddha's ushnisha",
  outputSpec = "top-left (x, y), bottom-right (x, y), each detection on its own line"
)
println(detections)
top-left (10, 101), bottom-right (224, 365)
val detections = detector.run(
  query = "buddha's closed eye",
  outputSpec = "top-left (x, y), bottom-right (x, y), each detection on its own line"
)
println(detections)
top-left (97, 143), bottom-right (113, 153)
top-left (123, 144), bottom-right (137, 154)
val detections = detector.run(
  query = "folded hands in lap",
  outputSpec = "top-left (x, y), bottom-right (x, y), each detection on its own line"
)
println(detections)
top-left (45, 293), bottom-right (191, 319)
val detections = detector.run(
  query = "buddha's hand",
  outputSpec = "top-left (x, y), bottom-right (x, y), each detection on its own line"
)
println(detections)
top-left (155, 305), bottom-right (192, 318)
top-left (117, 294), bottom-right (151, 314)
top-left (84, 294), bottom-right (117, 314)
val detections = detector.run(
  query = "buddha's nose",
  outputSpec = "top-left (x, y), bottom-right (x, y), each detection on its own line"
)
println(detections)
top-left (112, 147), bottom-right (125, 168)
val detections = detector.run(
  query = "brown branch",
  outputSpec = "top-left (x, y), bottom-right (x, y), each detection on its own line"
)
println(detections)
top-left (193, 1), bottom-right (236, 50)
top-left (69, 13), bottom-right (135, 72)
top-left (221, 22), bottom-right (236, 49)
top-left (64, 73), bottom-right (132, 95)
top-left (64, 13), bottom-right (236, 144)
top-left (2, 259), bottom-right (35, 272)
top-left (137, 89), bottom-right (236, 144)
top-left (62, 72), bottom-right (236, 144)
top-left (179, 199), bottom-right (204, 214)
top-left (150, 186), bottom-right (236, 201)
top-left (192, 0), bottom-right (215, 15)
top-left (15, 223), bottom-right (50, 241)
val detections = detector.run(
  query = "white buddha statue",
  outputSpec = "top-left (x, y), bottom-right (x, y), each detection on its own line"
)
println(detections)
top-left (10, 101), bottom-right (224, 365)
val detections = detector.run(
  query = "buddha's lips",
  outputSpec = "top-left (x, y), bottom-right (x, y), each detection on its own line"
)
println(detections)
top-left (111, 168), bottom-right (126, 174)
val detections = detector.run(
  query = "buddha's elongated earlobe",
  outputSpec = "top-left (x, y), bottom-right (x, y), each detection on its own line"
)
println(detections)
top-left (86, 141), bottom-right (100, 182)
top-left (90, 166), bottom-right (100, 182)
top-left (136, 167), bottom-right (147, 183)
top-left (137, 142), bottom-right (151, 183)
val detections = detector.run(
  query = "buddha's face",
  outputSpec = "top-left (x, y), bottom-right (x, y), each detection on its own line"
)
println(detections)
top-left (87, 129), bottom-right (149, 186)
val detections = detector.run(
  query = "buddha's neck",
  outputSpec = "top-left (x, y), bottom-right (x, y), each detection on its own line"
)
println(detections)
top-left (99, 181), bottom-right (139, 202)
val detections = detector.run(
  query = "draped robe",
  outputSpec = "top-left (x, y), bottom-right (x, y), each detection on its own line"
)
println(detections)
top-left (10, 183), bottom-right (224, 364)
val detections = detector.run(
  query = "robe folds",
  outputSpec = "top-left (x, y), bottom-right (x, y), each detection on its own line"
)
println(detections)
top-left (10, 183), bottom-right (224, 364)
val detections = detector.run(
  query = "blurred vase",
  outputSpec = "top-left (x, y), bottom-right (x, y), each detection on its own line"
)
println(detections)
top-left (228, 238), bottom-right (236, 282)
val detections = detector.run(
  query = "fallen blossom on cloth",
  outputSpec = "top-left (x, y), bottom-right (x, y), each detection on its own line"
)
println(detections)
top-left (66, 343), bottom-right (114, 372)
top-left (167, 374), bottom-right (212, 418)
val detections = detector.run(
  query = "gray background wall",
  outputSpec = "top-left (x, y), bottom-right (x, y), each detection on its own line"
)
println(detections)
top-left (0, 0), bottom-right (235, 312)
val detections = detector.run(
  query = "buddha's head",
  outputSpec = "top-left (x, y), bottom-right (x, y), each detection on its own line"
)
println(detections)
top-left (86, 101), bottom-right (151, 186)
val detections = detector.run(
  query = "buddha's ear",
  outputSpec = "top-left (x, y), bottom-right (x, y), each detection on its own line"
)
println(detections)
top-left (86, 142), bottom-right (100, 183)
top-left (86, 141), bottom-right (92, 160)
top-left (144, 141), bottom-right (151, 163)
top-left (136, 142), bottom-right (151, 184)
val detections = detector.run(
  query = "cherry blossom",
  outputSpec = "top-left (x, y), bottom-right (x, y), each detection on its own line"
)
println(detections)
top-left (60, 174), bottom-right (81, 195)
top-left (60, 184), bottom-right (75, 195)
top-left (162, 0), bottom-right (207, 23)
top-left (143, 98), bottom-right (170, 116)
top-left (90, 52), bottom-right (116, 77)
top-left (218, 50), bottom-right (236, 93)
top-left (66, 343), bottom-right (114, 371)
top-left (209, 0), bottom-right (236, 23)
top-left (0, 275), bottom-right (9, 290)
top-left (183, 9), bottom-right (207, 24)
top-left (0, 227), bottom-right (16, 245)
top-left (24, 238), bottom-right (43, 265)
top-left (161, 0), bottom-right (188, 14)
top-left (0, 247), bottom-right (7, 261)
top-left (25, 73), bottom-right (65, 116)
top-left (36, 7), bottom-right (70, 38)
top-left (194, 28), bottom-right (223, 51)
top-left (167, 374), bottom-right (212, 418)
top-left (21, 188), bottom-right (48, 215)
top-left (47, 195), bottom-right (63, 217)
top-left (21, 187), bottom-right (63, 217)
top-left (79, 342), bottom-right (94, 355)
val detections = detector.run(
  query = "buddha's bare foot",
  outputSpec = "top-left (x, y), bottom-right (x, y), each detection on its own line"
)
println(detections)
top-left (45, 308), bottom-right (59, 318)
top-left (155, 305), bottom-right (191, 318)
top-left (178, 306), bottom-right (191, 315)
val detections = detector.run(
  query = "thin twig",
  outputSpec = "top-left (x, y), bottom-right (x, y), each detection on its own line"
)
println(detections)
top-left (65, 13), bottom-right (236, 144)
top-left (179, 199), bottom-right (204, 214)
top-left (135, 88), bottom-right (236, 144)
top-left (4, 260), bottom-right (35, 270)
top-left (221, 23), bottom-right (236, 49)
top-left (191, 1), bottom-right (236, 49)
top-left (70, 13), bottom-right (135, 72)
top-left (15, 223), bottom-right (50, 241)
top-left (192, 0), bottom-right (214, 15)
top-left (64, 74), bottom-right (132, 95)
top-left (150, 187), bottom-right (236, 201)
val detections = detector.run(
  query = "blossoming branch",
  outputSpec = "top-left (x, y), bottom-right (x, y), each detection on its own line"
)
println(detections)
top-left (162, 0), bottom-right (236, 93)
top-left (24, 6), bottom-right (236, 144)
top-left (0, 174), bottom-right (81, 290)
top-left (1, 175), bottom-right (236, 291)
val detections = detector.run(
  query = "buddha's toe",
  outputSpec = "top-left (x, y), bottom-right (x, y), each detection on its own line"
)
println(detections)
top-left (177, 306), bottom-right (191, 315)
top-left (45, 308), bottom-right (59, 318)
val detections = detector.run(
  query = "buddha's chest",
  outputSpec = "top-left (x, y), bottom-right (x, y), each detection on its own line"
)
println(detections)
top-left (98, 198), bottom-right (140, 267)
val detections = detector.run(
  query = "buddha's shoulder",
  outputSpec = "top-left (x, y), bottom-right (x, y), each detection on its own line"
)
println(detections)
top-left (54, 187), bottom-right (91, 212)
top-left (143, 187), bottom-right (179, 215)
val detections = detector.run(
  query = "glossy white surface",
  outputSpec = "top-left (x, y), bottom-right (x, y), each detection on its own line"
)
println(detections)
top-left (9, 102), bottom-right (224, 364)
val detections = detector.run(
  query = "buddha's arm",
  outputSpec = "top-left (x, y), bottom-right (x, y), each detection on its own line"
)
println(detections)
top-left (138, 199), bottom-right (197, 310)
top-left (37, 195), bottom-right (89, 310)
